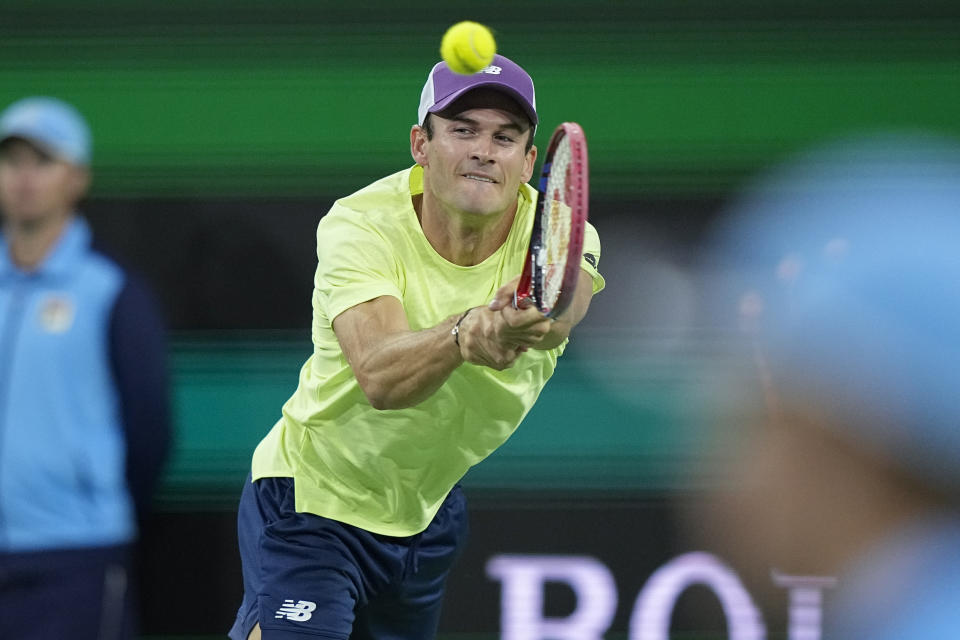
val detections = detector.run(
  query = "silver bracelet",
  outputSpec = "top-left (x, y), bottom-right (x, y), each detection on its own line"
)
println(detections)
top-left (451, 308), bottom-right (474, 347)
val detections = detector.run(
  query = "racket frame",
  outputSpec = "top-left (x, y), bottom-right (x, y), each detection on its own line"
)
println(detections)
top-left (515, 121), bottom-right (589, 318)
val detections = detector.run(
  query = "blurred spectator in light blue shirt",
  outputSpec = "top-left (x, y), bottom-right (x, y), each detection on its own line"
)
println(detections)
top-left (0, 96), bottom-right (170, 640)
top-left (689, 132), bottom-right (960, 639)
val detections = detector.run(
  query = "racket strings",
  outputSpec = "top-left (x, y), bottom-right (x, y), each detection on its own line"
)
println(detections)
top-left (539, 137), bottom-right (573, 309)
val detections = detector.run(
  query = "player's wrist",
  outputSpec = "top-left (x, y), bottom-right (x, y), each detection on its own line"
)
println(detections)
top-left (451, 307), bottom-right (475, 359)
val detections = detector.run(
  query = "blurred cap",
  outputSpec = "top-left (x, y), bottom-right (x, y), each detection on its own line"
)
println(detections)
top-left (707, 132), bottom-right (960, 491)
top-left (417, 54), bottom-right (537, 129)
top-left (0, 96), bottom-right (92, 166)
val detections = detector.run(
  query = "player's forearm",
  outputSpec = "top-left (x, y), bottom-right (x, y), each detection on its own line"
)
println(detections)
top-left (351, 316), bottom-right (463, 410)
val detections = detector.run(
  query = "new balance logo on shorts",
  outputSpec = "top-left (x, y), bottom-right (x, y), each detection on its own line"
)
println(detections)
top-left (275, 599), bottom-right (317, 621)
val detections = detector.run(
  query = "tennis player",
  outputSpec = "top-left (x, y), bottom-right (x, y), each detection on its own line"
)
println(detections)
top-left (229, 55), bottom-right (603, 640)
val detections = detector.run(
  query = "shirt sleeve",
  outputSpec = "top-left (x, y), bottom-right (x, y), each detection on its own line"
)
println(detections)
top-left (314, 206), bottom-right (404, 321)
top-left (108, 272), bottom-right (171, 527)
top-left (580, 220), bottom-right (605, 294)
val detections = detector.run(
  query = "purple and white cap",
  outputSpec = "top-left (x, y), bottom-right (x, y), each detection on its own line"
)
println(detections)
top-left (417, 54), bottom-right (538, 130)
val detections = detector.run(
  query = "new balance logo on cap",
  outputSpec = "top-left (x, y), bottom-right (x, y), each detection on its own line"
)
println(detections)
top-left (481, 65), bottom-right (502, 75)
top-left (275, 599), bottom-right (317, 622)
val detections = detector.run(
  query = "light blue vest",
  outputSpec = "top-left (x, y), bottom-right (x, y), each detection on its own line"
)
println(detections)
top-left (0, 217), bottom-right (134, 551)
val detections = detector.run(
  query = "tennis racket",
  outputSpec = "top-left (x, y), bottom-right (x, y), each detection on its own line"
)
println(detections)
top-left (514, 122), bottom-right (589, 318)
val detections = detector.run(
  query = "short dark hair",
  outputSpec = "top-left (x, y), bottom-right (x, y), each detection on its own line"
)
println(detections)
top-left (421, 113), bottom-right (535, 153)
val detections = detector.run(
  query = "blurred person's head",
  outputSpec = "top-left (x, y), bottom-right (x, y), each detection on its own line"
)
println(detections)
top-left (0, 97), bottom-right (91, 230)
top-left (689, 131), bottom-right (960, 586)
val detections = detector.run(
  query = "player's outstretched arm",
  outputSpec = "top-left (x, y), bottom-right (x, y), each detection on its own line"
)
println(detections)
top-left (333, 295), bottom-right (464, 411)
top-left (334, 283), bottom-right (565, 410)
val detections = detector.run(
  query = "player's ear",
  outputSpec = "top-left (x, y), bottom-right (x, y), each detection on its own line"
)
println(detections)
top-left (520, 144), bottom-right (537, 183)
top-left (410, 125), bottom-right (430, 167)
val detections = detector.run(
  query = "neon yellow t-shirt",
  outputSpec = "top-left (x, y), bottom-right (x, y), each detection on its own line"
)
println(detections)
top-left (251, 165), bottom-right (604, 536)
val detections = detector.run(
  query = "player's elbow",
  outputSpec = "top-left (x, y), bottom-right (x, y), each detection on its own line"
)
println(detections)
top-left (367, 391), bottom-right (419, 411)
top-left (354, 373), bottom-right (389, 410)
top-left (366, 388), bottom-right (400, 411)
top-left (356, 375), bottom-right (415, 411)
top-left (367, 395), bottom-right (392, 411)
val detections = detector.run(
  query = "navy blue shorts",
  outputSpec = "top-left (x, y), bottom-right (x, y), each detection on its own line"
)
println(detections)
top-left (228, 476), bottom-right (468, 640)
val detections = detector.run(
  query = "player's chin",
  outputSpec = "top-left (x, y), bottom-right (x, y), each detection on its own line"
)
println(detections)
top-left (458, 196), bottom-right (507, 218)
top-left (469, 205), bottom-right (509, 219)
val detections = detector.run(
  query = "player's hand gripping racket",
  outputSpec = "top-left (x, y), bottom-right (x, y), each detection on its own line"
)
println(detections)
top-left (514, 122), bottom-right (589, 318)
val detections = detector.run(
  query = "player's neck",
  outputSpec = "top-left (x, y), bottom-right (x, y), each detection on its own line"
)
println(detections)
top-left (414, 193), bottom-right (516, 266)
top-left (3, 211), bottom-right (72, 271)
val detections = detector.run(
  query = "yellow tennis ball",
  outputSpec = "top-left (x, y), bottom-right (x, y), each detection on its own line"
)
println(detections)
top-left (440, 21), bottom-right (496, 75)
